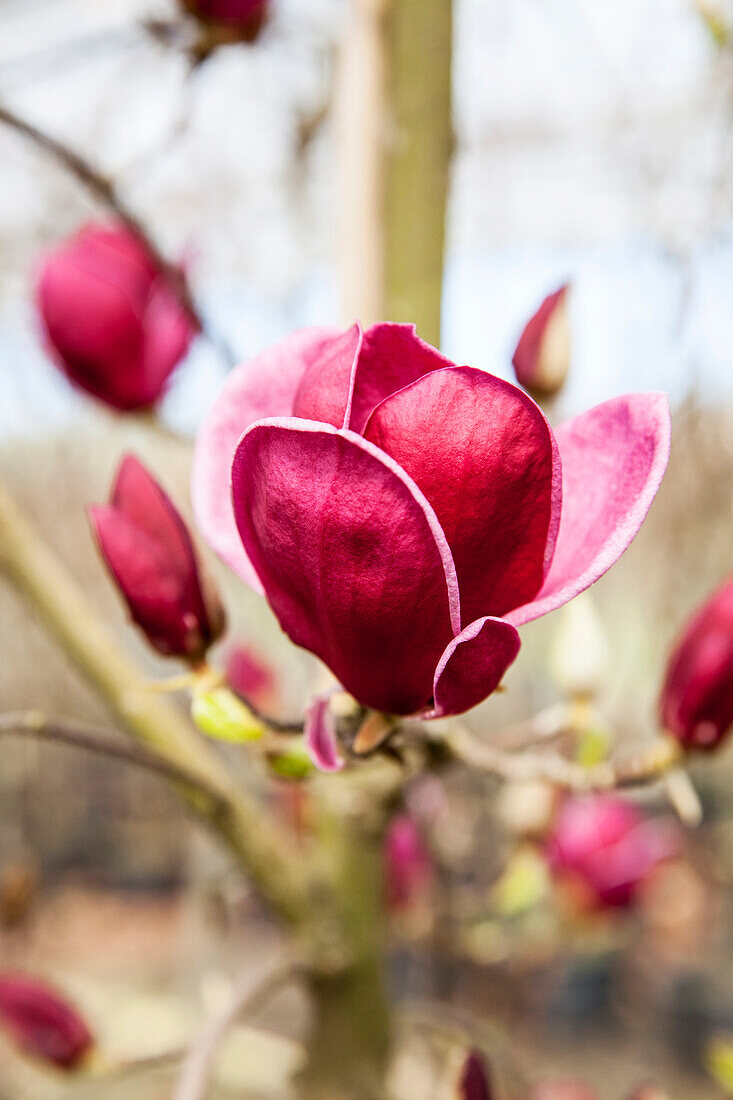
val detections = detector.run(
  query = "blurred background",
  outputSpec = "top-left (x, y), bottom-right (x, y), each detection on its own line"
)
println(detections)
top-left (0, 0), bottom-right (732, 1097)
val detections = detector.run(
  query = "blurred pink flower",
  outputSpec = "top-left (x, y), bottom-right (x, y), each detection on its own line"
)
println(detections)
top-left (0, 972), bottom-right (93, 1070)
top-left (384, 814), bottom-right (432, 911)
top-left (512, 284), bottom-right (570, 398)
top-left (193, 322), bottom-right (669, 718)
top-left (546, 795), bottom-right (679, 910)
top-left (180, 0), bottom-right (270, 40)
top-left (90, 455), bottom-right (224, 661)
top-left (659, 575), bottom-right (733, 751)
top-left (226, 644), bottom-right (277, 709)
top-left (37, 223), bottom-right (196, 411)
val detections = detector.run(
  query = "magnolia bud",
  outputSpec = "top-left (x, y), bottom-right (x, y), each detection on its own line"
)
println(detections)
top-left (458, 1049), bottom-right (493, 1099)
top-left (90, 455), bottom-right (225, 661)
top-left (179, 0), bottom-right (270, 45)
top-left (546, 795), bottom-right (679, 910)
top-left (512, 284), bottom-right (570, 399)
top-left (384, 814), bottom-right (433, 912)
top-left (37, 223), bottom-right (196, 411)
top-left (0, 973), bottom-right (93, 1070)
top-left (659, 575), bottom-right (733, 751)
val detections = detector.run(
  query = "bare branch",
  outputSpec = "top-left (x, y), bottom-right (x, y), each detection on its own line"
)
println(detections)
top-left (438, 722), bottom-right (683, 792)
top-left (173, 960), bottom-right (300, 1100)
top-left (0, 710), bottom-right (226, 810)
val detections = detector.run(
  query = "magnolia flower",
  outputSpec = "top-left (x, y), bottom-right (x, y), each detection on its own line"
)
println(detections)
top-left (659, 575), bottom-right (733, 751)
top-left (179, 0), bottom-right (270, 41)
top-left (90, 455), bottom-right (224, 661)
top-left (459, 1049), bottom-right (493, 1100)
top-left (37, 224), bottom-right (196, 411)
top-left (546, 795), bottom-right (679, 910)
top-left (193, 322), bottom-right (669, 719)
top-left (512, 284), bottom-right (571, 398)
top-left (0, 973), bottom-right (93, 1070)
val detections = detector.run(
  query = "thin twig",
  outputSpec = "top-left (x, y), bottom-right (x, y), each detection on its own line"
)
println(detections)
top-left (439, 723), bottom-right (682, 792)
top-left (0, 711), bottom-right (226, 810)
top-left (0, 103), bottom-right (236, 368)
top-left (173, 960), bottom-right (300, 1100)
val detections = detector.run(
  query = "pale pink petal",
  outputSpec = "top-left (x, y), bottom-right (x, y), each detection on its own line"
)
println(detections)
top-left (507, 393), bottom-right (671, 626)
top-left (192, 327), bottom-right (339, 590)
top-left (304, 694), bottom-right (343, 773)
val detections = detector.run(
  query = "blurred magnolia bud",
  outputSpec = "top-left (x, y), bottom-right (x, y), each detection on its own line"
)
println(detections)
top-left (179, 0), bottom-right (270, 45)
top-left (89, 455), bottom-right (225, 661)
top-left (37, 223), bottom-right (196, 411)
top-left (0, 973), bottom-right (93, 1070)
top-left (512, 284), bottom-right (570, 399)
top-left (458, 1049), bottom-right (493, 1099)
top-left (546, 795), bottom-right (679, 911)
top-left (549, 592), bottom-right (609, 701)
top-left (384, 814), bottom-right (433, 912)
top-left (225, 644), bottom-right (277, 710)
top-left (659, 575), bottom-right (733, 751)
top-left (527, 1082), bottom-right (599, 1100)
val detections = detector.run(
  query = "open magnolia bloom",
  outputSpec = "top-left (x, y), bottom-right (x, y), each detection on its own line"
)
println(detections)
top-left (193, 322), bottom-right (670, 720)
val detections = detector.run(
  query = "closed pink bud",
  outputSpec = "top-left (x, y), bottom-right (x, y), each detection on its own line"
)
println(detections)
top-left (459, 1049), bottom-right (493, 1100)
top-left (0, 972), bottom-right (93, 1070)
top-left (37, 223), bottom-right (196, 412)
top-left (225, 644), bottom-right (277, 709)
top-left (659, 575), bottom-right (733, 751)
top-left (546, 795), bottom-right (679, 910)
top-left (384, 814), bottom-right (433, 911)
top-left (512, 284), bottom-right (571, 399)
top-left (89, 454), bottom-right (225, 661)
top-left (179, 0), bottom-right (270, 41)
top-left (527, 1082), bottom-right (599, 1100)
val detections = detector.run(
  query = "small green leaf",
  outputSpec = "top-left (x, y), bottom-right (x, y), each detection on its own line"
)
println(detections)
top-left (268, 744), bottom-right (314, 780)
top-left (575, 726), bottom-right (611, 768)
top-left (706, 1034), bottom-right (733, 1090)
top-left (492, 848), bottom-right (549, 917)
top-left (191, 688), bottom-right (265, 742)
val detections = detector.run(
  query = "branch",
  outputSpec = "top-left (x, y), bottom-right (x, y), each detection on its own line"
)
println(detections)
top-left (0, 475), bottom-right (328, 938)
top-left (439, 723), bottom-right (682, 792)
top-left (0, 711), bottom-right (226, 810)
top-left (173, 961), bottom-right (300, 1100)
top-left (0, 103), bottom-right (235, 368)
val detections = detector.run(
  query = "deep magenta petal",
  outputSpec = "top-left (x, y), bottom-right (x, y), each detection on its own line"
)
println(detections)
top-left (231, 419), bottom-right (460, 715)
top-left (364, 366), bottom-right (561, 624)
top-left (428, 616), bottom-right (521, 719)
top-left (507, 394), bottom-right (671, 626)
top-left (292, 323), bottom-right (363, 427)
top-left (347, 322), bottom-right (454, 433)
top-left (0, 973), bottom-right (93, 1071)
top-left (192, 327), bottom-right (339, 590)
top-left (459, 1050), bottom-right (493, 1100)
top-left (304, 694), bottom-right (344, 773)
